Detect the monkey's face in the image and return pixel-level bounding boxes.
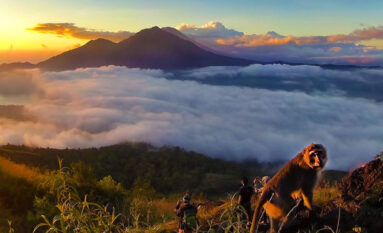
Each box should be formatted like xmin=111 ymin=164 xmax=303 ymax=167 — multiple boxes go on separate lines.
xmin=304 ymin=145 xmax=327 ymax=170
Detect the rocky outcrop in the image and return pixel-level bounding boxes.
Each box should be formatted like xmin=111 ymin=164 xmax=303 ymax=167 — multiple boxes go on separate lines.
xmin=337 ymin=158 xmax=383 ymax=233
xmin=285 ymin=158 xmax=383 ymax=233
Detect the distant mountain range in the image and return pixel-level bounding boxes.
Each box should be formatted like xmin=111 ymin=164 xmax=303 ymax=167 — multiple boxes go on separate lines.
xmin=1 ymin=26 xmax=381 ymax=72
xmin=0 ymin=62 xmax=36 ymax=71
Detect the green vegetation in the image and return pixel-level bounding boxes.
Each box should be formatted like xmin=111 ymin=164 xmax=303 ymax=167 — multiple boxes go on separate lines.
xmin=314 ymin=182 xmax=341 ymax=206
xmin=0 ymin=143 xmax=276 ymax=232
xmin=0 ymin=143 xmax=346 ymax=233
xmin=0 ymin=143 xmax=280 ymax=196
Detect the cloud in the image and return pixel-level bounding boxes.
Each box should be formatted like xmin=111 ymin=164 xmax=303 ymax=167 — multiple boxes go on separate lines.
xmin=0 ymin=65 xmax=382 ymax=169
xmin=209 ymin=41 xmax=383 ymax=65
xmin=0 ymin=70 xmax=43 ymax=97
xmin=216 ymin=26 xmax=383 ymax=47
xmin=27 ymin=23 xmax=134 ymax=42
xmin=0 ymin=105 xmax=35 ymax=122
xmin=175 ymin=64 xmax=383 ymax=101
xmin=178 ymin=22 xmax=383 ymax=65
xmin=177 ymin=21 xmax=243 ymax=39
xmin=329 ymin=47 xmax=342 ymax=53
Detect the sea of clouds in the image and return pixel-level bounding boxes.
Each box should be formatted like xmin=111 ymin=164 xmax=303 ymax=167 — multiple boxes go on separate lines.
xmin=1 ymin=65 xmax=383 ymax=169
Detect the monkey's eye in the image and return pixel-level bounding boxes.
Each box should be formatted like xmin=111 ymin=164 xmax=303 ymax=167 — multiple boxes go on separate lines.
xmin=309 ymin=151 xmax=318 ymax=157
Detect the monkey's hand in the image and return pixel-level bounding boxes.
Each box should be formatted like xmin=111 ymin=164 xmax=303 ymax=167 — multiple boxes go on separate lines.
xmin=291 ymin=193 xmax=300 ymax=201
xmin=301 ymin=194 xmax=312 ymax=210
xmin=299 ymin=187 xmax=314 ymax=210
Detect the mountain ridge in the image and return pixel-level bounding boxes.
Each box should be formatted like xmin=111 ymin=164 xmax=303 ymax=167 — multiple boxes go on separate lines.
xmin=37 ymin=26 xmax=254 ymax=71
xmin=2 ymin=26 xmax=382 ymax=72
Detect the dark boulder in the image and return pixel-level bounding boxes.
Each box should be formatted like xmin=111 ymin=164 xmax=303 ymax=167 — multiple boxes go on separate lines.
xmin=338 ymin=158 xmax=383 ymax=233
xmin=339 ymin=159 xmax=383 ymax=202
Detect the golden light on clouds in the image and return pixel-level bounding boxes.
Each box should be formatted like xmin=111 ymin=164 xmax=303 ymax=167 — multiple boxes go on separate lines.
xmin=216 ymin=26 xmax=383 ymax=47
xmin=329 ymin=47 xmax=342 ymax=53
xmin=27 ymin=23 xmax=134 ymax=42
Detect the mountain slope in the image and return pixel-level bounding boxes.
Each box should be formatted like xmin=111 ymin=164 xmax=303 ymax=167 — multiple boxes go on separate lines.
xmin=38 ymin=38 xmax=117 ymax=71
xmin=38 ymin=26 xmax=254 ymax=71
xmin=161 ymin=26 xmax=217 ymax=53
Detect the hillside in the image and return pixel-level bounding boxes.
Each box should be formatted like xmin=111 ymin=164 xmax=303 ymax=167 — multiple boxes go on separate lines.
xmin=37 ymin=26 xmax=253 ymax=71
xmin=0 ymin=143 xmax=359 ymax=233
xmin=0 ymin=143 xmax=277 ymax=233
xmin=4 ymin=144 xmax=379 ymax=233
xmin=0 ymin=143 xmax=280 ymax=195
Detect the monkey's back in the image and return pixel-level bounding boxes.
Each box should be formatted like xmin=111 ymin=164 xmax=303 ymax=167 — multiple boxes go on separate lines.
xmin=265 ymin=156 xmax=318 ymax=199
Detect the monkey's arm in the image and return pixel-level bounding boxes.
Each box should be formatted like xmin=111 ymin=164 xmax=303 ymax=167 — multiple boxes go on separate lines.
xmin=250 ymin=188 xmax=273 ymax=233
xmin=301 ymin=183 xmax=314 ymax=210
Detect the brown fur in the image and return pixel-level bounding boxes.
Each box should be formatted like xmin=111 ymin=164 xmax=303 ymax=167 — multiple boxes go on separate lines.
xmin=250 ymin=144 xmax=327 ymax=233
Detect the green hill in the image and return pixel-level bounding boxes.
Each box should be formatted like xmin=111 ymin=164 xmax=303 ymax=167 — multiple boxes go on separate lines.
xmin=0 ymin=143 xmax=281 ymax=196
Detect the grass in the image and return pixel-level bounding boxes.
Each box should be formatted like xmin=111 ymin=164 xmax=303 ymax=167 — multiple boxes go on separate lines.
xmin=0 ymin=156 xmax=42 ymax=184
xmin=32 ymin=172 xmax=342 ymax=233
xmin=314 ymin=183 xmax=341 ymax=206
xmin=0 ymin=157 xmax=347 ymax=233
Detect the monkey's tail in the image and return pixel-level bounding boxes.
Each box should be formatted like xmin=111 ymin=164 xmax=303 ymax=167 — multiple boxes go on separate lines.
xmin=250 ymin=189 xmax=274 ymax=233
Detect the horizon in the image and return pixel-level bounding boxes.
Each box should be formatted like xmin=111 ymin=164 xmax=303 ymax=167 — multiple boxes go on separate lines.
xmin=2 ymin=0 xmax=383 ymax=65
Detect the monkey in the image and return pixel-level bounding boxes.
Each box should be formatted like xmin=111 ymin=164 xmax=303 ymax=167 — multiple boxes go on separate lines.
xmin=250 ymin=144 xmax=327 ymax=233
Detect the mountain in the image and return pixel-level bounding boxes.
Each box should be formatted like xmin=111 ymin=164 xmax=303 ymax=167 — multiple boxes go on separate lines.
xmin=0 ymin=62 xmax=36 ymax=72
xmin=37 ymin=38 xmax=117 ymax=71
xmin=38 ymin=26 xmax=254 ymax=71
xmin=161 ymin=26 xmax=218 ymax=53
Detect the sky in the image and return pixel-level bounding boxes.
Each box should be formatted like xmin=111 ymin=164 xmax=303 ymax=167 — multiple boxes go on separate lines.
xmin=2 ymin=0 xmax=383 ymax=64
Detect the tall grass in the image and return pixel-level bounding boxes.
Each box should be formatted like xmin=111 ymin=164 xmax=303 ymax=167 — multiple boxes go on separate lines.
xmin=11 ymin=159 xmax=345 ymax=233
xmin=33 ymin=159 xmax=122 ymax=233
xmin=0 ymin=156 xmax=42 ymax=183
xmin=33 ymin=159 xmax=170 ymax=233
xmin=314 ymin=181 xmax=341 ymax=206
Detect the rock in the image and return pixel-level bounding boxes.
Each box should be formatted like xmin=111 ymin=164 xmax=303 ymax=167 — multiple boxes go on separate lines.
xmin=339 ymin=159 xmax=383 ymax=202
xmin=337 ymin=158 xmax=383 ymax=232
xmin=354 ymin=205 xmax=383 ymax=233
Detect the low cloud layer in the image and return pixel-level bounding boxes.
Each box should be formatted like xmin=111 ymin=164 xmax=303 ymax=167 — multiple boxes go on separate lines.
xmin=27 ymin=23 xmax=134 ymax=42
xmin=0 ymin=66 xmax=382 ymax=169
xmin=173 ymin=64 xmax=383 ymax=102
xmin=0 ymin=70 xmax=42 ymax=97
